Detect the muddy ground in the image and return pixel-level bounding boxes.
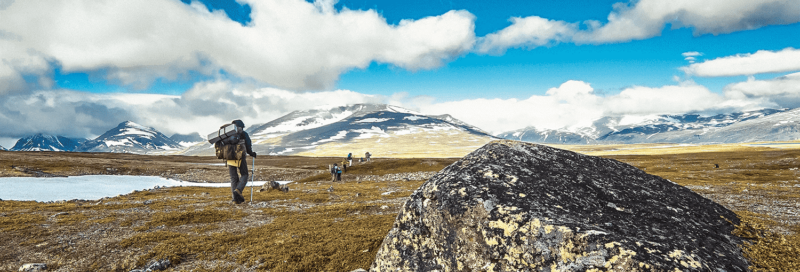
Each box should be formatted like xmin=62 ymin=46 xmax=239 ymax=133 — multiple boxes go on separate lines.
xmin=1 ymin=149 xmax=798 ymax=271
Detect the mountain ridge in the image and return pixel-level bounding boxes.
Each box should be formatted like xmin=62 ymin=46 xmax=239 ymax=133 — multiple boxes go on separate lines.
xmin=76 ymin=121 xmax=183 ymax=153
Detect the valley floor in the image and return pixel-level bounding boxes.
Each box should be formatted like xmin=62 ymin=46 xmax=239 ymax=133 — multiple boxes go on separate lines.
xmin=1 ymin=145 xmax=799 ymax=271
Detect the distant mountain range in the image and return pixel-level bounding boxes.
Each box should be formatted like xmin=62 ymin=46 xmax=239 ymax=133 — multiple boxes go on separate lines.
xmin=76 ymin=121 xmax=183 ymax=153
xmin=498 ymin=108 xmax=798 ymax=144
xmin=6 ymin=105 xmax=800 ymax=156
xmin=10 ymin=134 xmax=87 ymax=151
xmin=179 ymin=104 xmax=497 ymax=157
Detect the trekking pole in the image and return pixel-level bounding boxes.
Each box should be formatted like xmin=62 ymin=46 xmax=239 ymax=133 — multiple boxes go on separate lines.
xmin=250 ymin=157 xmax=255 ymax=203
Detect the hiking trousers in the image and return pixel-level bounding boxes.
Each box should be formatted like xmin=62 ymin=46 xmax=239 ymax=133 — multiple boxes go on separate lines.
xmin=228 ymin=157 xmax=249 ymax=200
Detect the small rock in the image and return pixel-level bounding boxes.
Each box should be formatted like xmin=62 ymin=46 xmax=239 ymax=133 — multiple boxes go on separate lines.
xmin=381 ymin=205 xmax=389 ymax=210
xmin=327 ymin=186 xmax=334 ymax=193
xmin=19 ymin=263 xmax=47 ymax=272
xmin=350 ymin=269 xmax=367 ymax=272
xmin=143 ymin=200 xmax=153 ymax=205
xmin=355 ymin=193 xmax=361 ymax=198
xmin=144 ymin=259 xmax=171 ymax=271
xmin=381 ymin=191 xmax=394 ymax=196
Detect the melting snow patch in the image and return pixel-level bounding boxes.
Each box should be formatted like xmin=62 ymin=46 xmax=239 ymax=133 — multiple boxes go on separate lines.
xmin=354 ymin=127 xmax=390 ymax=139
xmin=314 ymin=130 xmax=349 ymax=144
xmin=355 ymin=118 xmax=393 ymax=123
xmin=403 ymin=116 xmax=427 ymax=121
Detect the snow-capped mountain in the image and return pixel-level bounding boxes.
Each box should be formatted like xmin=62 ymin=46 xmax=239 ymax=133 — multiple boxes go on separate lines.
xmin=180 ymin=104 xmax=497 ymax=157
xmin=170 ymin=132 xmax=204 ymax=147
xmin=0 ymin=145 xmax=6 ymax=151
xmin=10 ymin=134 xmax=86 ymax=151
xmin=499 ymin=108 xmax=794 ymax=144
xmin=77 ymin=121 xmax=183 ymax=153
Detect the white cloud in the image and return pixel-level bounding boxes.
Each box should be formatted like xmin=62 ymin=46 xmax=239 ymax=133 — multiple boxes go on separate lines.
xmin=411 ymin=80 xmax=774 ymax=134
xmin=476 ymin=0 xmax=800 ymax=53
xmin=682 ymin=48 xmax=800 ymax=77
xmin=682 ymin=52 xmax=702 ymax=57
xmin=1 ymin=77 xmax=792 ymax=139
xmin=724 ymin=73 xmax=800 ymax=108
xmin=475 ymin=16 xmax=576 ymax=54
xmin=0 ymin=80 xmax=385 ymax=140
xmin=0 ymin=0 xmax=476 ymax=93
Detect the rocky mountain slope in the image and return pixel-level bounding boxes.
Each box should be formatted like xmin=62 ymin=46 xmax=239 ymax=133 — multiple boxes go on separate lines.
xmin=76 ymin=121 xmax=183 ymax=153
xmin=499 ymin=108 xmax=793 ymax=144
xmin=372 ymin=140 xmax=748 ymax=271
xmin=10 ymin=134 xmax=85 ymax=152
xmin=0 ymin=145 xmax=5 ymax=151
xmin=180 ymin=104 xmax=497 ymax=157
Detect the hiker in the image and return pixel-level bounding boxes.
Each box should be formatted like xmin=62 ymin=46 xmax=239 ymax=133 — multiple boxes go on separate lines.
xmin=226 ymin=120 xmax=257 ymax=204
xmin=331 ymin=164 xmax=338 ymax=182
xmin=365 ymin=151 xmax=371 ymax=162
xmin=341 ymin=158 xmax=348 ymax=172
xmin=347 ymin=153 xmax=353 ymax=166
xmin=336 ymin=163 xmax=342 ymax=181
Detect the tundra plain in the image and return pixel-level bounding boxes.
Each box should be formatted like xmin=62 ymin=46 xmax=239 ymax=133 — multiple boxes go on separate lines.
xmin=1 ymin=144 xmax=799 ymax=271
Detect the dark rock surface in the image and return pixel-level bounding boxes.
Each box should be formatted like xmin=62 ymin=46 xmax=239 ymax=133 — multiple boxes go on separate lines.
xmin=371 ymin=140 xmax=748 ymax=271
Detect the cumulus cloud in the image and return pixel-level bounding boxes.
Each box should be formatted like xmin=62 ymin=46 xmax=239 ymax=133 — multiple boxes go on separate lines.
xmin=724 ymin=72 xmax=800 ymax=108
xmin=0 ymin=76 xmax=790 ymax=144
xmin=475 ymin=16 xmax=576 ymax=54
xmin=476 ymin=0 xmax=800 ymax=53
xmin=0 ymin=80 xmax=384 ymax=142
xmin=0 ymin=0 xmax=476 ymax=93
xmin=682 ymin=48 xmax=800 ymax=77
xmin=411 ymin=80 xmax=774 ymax=134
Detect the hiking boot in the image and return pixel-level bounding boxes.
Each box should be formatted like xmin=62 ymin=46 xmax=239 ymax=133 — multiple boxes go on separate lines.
xmin=233 ymin=189 xmax=244 ymax=203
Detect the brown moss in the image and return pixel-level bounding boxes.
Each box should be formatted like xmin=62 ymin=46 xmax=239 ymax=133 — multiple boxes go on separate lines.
xmin=146 ymin=208 xmax=246 ymax=227
xmin=733 ymin=211 xmax=800 ymax=271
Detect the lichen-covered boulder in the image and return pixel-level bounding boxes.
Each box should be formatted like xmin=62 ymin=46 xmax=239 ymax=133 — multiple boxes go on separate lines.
xmin=371 ymin=140 xmax=748 ymax=271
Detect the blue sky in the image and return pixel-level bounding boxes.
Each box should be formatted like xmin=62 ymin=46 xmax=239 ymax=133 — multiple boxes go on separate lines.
xmin=48 ymin=0 xmax=800 ymax=100
xmin=1 ymin=0 xmax=800 ymax=145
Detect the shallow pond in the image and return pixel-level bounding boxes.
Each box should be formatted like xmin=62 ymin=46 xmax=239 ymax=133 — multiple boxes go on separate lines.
xmin=0 ymin=175 xmax=287 ymax=202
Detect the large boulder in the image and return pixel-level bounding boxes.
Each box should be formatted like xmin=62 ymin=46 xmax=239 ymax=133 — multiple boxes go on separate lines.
xmin=371 ymin=140 xmax=748 ymax=271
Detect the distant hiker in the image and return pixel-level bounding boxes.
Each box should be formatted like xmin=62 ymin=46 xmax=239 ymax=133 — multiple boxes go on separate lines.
xmin=221 ymin=120 xmax=257 ymax=204
xmin=331 ymin=164 xmax=338 ymax=182
xmin=365 ymin=152 xmax=371 ymax=162
xmin=347 ymin=153 xmax=353 ymax=166
xmin=336 ymin=164 xmax=342 ymax=181
xmin=341 ymin=159 xmax=348 ymax=172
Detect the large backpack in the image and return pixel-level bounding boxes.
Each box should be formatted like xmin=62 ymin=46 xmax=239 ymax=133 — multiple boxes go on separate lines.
xmin=213 ymin=124 xmax=246 ymax=160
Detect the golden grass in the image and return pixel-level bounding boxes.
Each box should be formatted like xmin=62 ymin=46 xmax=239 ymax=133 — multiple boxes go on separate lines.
xmin=294 ymin=130 xmax=494 ymax=158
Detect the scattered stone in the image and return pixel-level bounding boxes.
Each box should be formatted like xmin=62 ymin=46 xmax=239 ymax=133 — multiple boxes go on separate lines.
xmin=327 ymin=186 xmax=334 ymax=193
xmin=380 ymin=205 xmax=389 ymax=210
xmin=49 ymin=212 xmax=68 ymax=219
xmin=380 ymin=191 xmax=394 ymax=196
xmin=350 ymin=269 xmax=367 ymax=272
xmin=19 ymin=263 xmax=47 ymax=272
xmin=143 ymin=200 xmax=153 ymax=205
xmin=355 ymin=193 xmax=361 ymax=198
xmin=371 ymin=140 xmax=748 ymax=271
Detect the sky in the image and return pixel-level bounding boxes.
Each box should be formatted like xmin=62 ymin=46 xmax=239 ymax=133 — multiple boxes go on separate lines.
xmin=1 ymin=0 xmax=800 ymax=147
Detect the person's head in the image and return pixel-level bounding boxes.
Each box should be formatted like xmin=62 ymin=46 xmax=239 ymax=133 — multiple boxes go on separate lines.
xmin=232 ymin=119 xmax=245 ymax=128
xmin=334 ymin=163 xmax=337 ymax=166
